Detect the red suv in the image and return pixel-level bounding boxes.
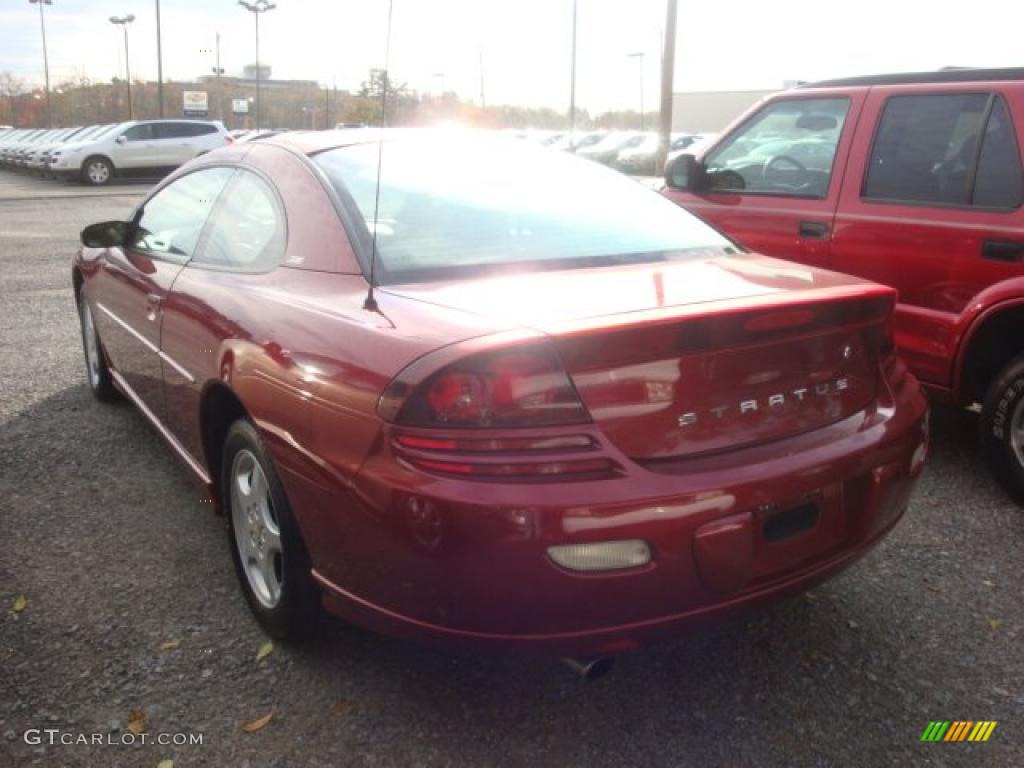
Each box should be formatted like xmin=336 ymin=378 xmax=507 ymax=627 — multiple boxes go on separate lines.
xmin=662 ymin=68 xmax=1024 ymax=502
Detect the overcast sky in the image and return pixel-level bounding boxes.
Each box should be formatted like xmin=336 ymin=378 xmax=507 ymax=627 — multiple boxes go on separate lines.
xmin=1 ymin=0 xmax=1020 ymax=113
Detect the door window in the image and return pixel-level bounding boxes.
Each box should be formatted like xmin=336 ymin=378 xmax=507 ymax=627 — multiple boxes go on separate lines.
xmin=131 ymin=168 xmax=235 ymax=261
xmin=703 ymin=98 xmax=850 ymax=198
xmin=972 ymin=98 xmax=1023 ymax=208
xmin=193 ymin=170 xmax=286 ymax=271
xmin=121 ymin=124 xmax=155 ymax=142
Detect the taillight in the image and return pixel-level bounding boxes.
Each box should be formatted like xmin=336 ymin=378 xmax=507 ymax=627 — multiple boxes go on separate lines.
xmin=393 ymin=346 xmax=590 ymax=428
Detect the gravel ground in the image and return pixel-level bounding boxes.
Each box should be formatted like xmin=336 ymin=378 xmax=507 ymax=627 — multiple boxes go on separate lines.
xmin=0 ymin=174 xmax=1022 ymax=768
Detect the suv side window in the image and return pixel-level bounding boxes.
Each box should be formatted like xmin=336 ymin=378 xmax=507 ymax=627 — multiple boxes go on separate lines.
xmin=972 ymin=98 xmax=1023 ymax=208
xmin=703 ymin=97 xmax=850 ymax=198
xmin=154 ymin=123 xmax=189 ymax=140
xmin=864 ymin=94 xmax=991 ymax=205
xmin=122 ymin=124 xmax=154 ymax=142
xmin=132 ymin=167 xmax=235 ymax=261
xmin=193 ymin=170 xmax=286 ymax=271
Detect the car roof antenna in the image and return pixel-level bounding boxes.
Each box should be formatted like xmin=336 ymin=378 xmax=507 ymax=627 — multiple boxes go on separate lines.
xmin=364 ymin=0 xmax=395 ymax=313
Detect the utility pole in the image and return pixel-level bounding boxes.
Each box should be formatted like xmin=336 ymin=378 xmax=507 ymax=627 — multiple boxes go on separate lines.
xmin=29 ymin=0 xmax=53 ymax=128
xmin=627 ymin=52 xmax=645 ymax=131
xmin=568 ymin=0 xmax=577 ymax=141
xmin=110 ymin=15 xmax=136 ymax=120
xmin=212 ymin=32 xmax=225 ymax=122
xmin=155 ymin=0 xmax=165 ymax=116
xmin=238 ymin=1 xmax=277 ymax=132
xmin=657 ymin=0 xmax=678 ymax=173
xmin=478 ymin=46 xmax=486 ymax=109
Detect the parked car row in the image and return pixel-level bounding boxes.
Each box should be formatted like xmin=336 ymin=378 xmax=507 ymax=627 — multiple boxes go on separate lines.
xmin=0 ymin=119 xmax=231 ymax=185
xmin=508 ymin=129 xmax=714 ymax=174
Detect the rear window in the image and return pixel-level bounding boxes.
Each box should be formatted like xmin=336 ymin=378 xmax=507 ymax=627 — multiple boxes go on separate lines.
xmin=313 ymin=135 xmax=734 ymax=284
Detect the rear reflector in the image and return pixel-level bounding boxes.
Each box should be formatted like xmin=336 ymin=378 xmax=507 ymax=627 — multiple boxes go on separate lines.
xmin=547 ymin=540 xmax=651 ymax=572
xmin=404 ymin=456 xmax=616 ymax=479
xmin=394 ymin=434 xmax=595 ymax=453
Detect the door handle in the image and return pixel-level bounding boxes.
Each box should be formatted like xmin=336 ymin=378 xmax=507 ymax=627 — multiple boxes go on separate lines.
xmin=798 ymin=220 xmax=829 ymax=239
xmin=981 ymin=239 xmax=1024 ymax=262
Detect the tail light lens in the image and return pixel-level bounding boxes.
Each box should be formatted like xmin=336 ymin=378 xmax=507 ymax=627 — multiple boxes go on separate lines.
xmin=394 ymin=347 xmax=590 ymax=429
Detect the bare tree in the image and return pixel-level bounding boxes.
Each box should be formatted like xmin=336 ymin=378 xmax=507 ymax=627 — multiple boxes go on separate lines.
xmin=0 ymin=72 xmax=27 ymax=126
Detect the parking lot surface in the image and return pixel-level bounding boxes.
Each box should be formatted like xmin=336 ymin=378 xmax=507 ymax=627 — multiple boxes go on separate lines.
xmin=0 ymin=172 xmax=1022 ymax=768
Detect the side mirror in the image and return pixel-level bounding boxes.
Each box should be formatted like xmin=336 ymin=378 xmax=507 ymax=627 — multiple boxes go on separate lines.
xmin=115 ymin=135 xmax=127 ymax=144
xmin=81 ymin=220 xmax=130 ymax=248
xmin=664 ymin=153 xmax=705 ymax=192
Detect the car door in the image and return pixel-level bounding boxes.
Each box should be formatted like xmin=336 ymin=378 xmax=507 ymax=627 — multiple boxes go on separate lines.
xmin=153 ymin=122 xmax=199 ymax=168
xmin=112 ymin=123 xmax=160 ymax=169
xmin=160 ymin=168 xmax=288 ymax=462
xmin=91 ymin=167 xmax=235 ymax=419
xmin=831 ymin=85 xmax=1024 ymax=388
xmin=664 ymin=92 xmax=865 ymax=266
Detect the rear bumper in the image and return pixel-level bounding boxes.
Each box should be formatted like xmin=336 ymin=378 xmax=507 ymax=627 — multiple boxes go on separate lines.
xmin=304 ymin=367 xmax=927 ymax=657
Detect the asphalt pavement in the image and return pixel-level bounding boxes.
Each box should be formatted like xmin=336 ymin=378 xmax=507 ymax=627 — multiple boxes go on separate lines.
xmin=0 ymin=171 xmax=1021 ymax=768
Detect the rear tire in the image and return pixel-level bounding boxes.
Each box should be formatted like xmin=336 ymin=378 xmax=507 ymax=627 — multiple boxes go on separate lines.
xmin=78 ymin=297 xmax=119 ymax=402
xmin=980 ymin=353 xmax=1024 ymax=505
xmin=222 ymin=419 xmax=321 ymax=640
xmin=81 ymin=156 xmax=113 ymax=186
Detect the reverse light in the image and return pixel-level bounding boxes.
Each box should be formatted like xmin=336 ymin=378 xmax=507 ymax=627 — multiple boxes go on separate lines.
xmin=547 ymin=540 xmax=651 ymax=572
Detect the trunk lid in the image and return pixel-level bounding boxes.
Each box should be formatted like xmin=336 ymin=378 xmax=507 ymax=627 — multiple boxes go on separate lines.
xmin=385 ymin=255 xmax=894 ymax=459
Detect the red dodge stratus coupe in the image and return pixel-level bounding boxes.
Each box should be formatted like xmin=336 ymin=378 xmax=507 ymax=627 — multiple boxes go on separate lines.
xmin=73 ymin=131 xmax=928 ymax=664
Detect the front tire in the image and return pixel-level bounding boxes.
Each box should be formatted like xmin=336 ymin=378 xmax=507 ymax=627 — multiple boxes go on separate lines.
xmin=223 ymin=419 xmax=321 ymax=640
xmin=980 ymin=353 xmax=1024 ymax=504
xmin=78 ymin=298 xmax=119 ymax=402
xmin=81 ymin=156 xmax=113 ymax=186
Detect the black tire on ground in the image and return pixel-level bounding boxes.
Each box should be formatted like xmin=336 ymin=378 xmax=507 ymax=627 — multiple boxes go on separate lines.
xmin=222 ymin=419 xmax=321 ymax=640
xmin=77 ymin=297 xmax=120 ymax=402
xmin=980 ymin=353 xmax=1024 ymax=505
xmin=80 ymin=155 xmax=113 ymax=186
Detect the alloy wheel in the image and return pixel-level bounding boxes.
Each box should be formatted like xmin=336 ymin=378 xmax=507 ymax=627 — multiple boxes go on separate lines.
xmin=230 ymin=449 xmax=284 ymax=609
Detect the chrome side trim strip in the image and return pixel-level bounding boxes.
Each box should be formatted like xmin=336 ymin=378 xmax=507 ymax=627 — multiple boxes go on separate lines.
xmin=109 ymin=368 xmax=212 ymax=486
xmin=96 ymin=301 xmax=158 ymax=354
xmin=159 ymin=350 xmax=196 ymax=384
xmin=96 ymin=301 xmax=195 ymax=383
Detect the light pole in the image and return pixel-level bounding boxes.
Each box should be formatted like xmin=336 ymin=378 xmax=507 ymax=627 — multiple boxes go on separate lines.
xmin=110 ymin=15 xmax=136 ymax=120
xmin=238 ymin=0 xmax=277 ymax=132
xmin=568 ymin=0 xmax=577 ymax=142
xmin=212 ymin=32 xmax=225 ymax=122
xmin=627 ymin=51 xmax=645 ymax=131
xmin=432 ymin=72 xmax=446 ymax=98
xmin=155 ymin=0 xmax=164 ymax=117
xmin=29 ymin=0 xmax=53 ymax=128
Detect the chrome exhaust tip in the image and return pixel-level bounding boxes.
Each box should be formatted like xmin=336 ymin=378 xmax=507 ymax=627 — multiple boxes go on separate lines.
xmin=561 ymin=656 xmax=616 ymax=680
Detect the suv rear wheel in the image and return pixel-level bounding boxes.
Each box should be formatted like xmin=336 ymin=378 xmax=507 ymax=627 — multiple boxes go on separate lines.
xmin=980 ymin=353 xmax=1024 ymax=504
xmin=81 ymin=156 xmax=113 ymax=186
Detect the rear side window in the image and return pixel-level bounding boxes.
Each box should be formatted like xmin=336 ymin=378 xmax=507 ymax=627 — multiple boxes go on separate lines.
xmin=193 ymin=170 xmax=286 ymax=271
xmin=973 ymin=98 xmax=1023 ymax=208
xmin=863 ymin=93 xmax=1022 ymax=208
xmin=157 ymin=122 xmax=217 ymax=138
xmin=132 ymin=167 xmax=235 ymax=261
xmin=703 ymin=97 xmax=851 ymax=198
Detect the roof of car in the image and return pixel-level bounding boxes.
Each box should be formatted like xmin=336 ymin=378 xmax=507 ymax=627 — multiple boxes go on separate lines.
xmin=258 ymin=128 xmax=381 ymax=156
xmin=801 ymin=67 xmax=1024 ymax=89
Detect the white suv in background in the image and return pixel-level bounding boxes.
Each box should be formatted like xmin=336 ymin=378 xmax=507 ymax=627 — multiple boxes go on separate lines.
xmin=49 ymin=119 xmax=231 ymax=185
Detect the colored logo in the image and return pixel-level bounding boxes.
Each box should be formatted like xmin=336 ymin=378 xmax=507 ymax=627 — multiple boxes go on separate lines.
xmin=921 ymin=721 xmax=997 ymax=742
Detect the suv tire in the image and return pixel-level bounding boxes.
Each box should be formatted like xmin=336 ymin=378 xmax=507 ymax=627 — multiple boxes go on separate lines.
xmin=81 ymin=156 xmax=113 ymax=186
xmin=980 ymin=353 xmax=1024 ymax=505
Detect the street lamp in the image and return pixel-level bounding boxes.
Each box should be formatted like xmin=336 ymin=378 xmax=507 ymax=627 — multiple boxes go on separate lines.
xmin=28 ymin=0 xmax=53 ymax=128
xmin=627 ymin=51 xmax=645 ymax=132
xmin=238 ymin=0 xmax=277 ymax=132
xmin=155 ymin=0 xmax=165 ymax=117
xmin=110 ymin=14 xmax=136 ymax=120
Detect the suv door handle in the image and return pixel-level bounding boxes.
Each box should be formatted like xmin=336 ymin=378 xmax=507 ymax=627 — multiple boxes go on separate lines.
xmin=798 ymin=220 xmax=829 ymax=239
xmin=981 ymin=239 xmax=1024 ymax=262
